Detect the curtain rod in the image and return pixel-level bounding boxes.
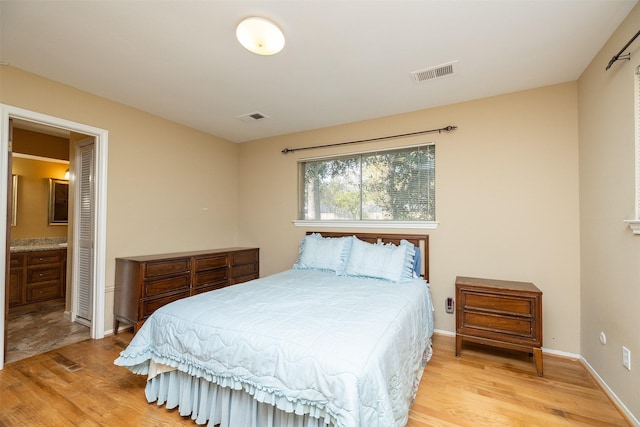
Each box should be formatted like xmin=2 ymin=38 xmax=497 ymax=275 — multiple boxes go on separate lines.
xmin=606 ymin=29 xmax=640 ymax=71
xmin=281 ymin=125 xmax=457 ymax=154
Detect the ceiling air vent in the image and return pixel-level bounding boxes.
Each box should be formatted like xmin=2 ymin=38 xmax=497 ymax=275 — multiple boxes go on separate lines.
xmin=411 ymin=61 xmax=458 ymax=83
xmin=236 ymin=111 xmax=270 ymax=123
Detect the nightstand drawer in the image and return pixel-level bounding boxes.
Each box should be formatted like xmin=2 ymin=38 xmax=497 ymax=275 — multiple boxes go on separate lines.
xmin=464 ymin=293 xmax=533 ymax=316
xmin=462 ymin=311 xmax=533 ymax=337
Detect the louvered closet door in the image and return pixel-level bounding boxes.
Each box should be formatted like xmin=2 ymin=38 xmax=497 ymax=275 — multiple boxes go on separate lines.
xmin=75 ymin=139 xmax=95 ymax=322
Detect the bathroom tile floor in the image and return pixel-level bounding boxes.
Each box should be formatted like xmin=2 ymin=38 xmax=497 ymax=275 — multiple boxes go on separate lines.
xmin=5 ymin=300 xmax=90 ymax=364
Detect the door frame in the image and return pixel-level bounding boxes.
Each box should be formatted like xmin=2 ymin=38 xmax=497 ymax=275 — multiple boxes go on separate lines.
xmin=0 ymin=104 xmax=109 ymax=370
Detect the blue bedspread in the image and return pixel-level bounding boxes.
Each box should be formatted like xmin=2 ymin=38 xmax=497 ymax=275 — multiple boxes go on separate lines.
xmin=115 ymin=269 xmax=434 ymax=427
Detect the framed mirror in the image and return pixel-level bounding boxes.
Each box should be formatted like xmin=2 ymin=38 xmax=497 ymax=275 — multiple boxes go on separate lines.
xmin=11 ymin=174 xmax=17 ymax=227
xmin=49 ymin=178 xmax=69 ymax=225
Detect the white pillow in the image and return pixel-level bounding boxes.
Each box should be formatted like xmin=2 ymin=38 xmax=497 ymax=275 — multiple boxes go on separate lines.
xmin=345 ymin=238 xmax=415 ymax=282
xmin=293 ymin=234 xmax=353 ymax=275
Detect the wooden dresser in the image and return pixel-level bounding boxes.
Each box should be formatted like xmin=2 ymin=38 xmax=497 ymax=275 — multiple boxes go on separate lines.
xmin=9 ymin=249 xmax=67 ymax=308
xmin=455 ymin=276 xmax=543 ymax=375
xmin=114 ymin=247 xmax=259 ymax=333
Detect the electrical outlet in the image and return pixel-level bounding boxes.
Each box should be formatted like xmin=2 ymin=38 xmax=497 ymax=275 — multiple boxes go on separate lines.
xmin=623 ymin=346 xmax=631 ymax=371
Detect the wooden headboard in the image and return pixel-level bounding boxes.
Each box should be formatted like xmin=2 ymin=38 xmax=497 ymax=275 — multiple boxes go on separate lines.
xmin=307 ymin=232 xmax=430 ymax=282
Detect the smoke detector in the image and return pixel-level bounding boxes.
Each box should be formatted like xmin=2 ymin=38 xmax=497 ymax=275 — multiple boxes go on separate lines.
xmin=411 ymin=61 xmax=458 ymax=83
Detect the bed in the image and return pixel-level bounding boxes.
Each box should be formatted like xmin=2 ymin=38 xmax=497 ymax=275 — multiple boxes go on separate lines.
xmin=115 ymin=232 xmax=434 ymax=427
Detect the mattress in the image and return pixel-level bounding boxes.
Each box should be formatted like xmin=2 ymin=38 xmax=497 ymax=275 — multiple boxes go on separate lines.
xmin=115 ymin=268 xmax=434 ymax=427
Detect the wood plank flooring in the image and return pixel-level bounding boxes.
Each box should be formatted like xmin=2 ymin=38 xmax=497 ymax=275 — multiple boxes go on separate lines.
xmin=408 ymin=334 xmax=629 ymax=426
xmin=0 ymin=332 xmax=630 ymax=426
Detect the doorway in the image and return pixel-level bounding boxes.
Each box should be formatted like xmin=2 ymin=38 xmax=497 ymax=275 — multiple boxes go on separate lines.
xmin=0 ymin=104 xmax=108 ymax=370
xmin=6 ymin=122 xmax=86 ymax=363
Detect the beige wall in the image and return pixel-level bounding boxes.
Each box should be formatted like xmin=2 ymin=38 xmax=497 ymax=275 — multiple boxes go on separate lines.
xmin=238 ymin=82 xmax=581 ymax=353
xmin=13 ymin=128 xmax=70 ymax=161
xmin=578 ymin=2 xmax=640 ymax=419
xmin=11 ymin=127 xmax=70 ymax=240
xmin=11 ymin=157 xmax=68 ymax=239
xmin=0 ymin=66 xmax=240 ymax=332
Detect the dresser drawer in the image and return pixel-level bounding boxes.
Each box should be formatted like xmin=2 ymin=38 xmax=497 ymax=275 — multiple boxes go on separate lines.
xmin=232 ymin=250 xmax=258 ymax=265
xmin=27 ymin=250 xmax=64 ymax=265
xmin=145 ymin=258 xmax=190 ymax=278
xmin=27 ymin=266 xmax=61 ymax=284
xmin=194 ymin=268 xmax=228 ymax=288
xmin=141 ymin=291 xmax=190 ymax=319
xmin=194 ymin=255 xmax=228 ymax=272
xmin=232 ymin=262 xmax=258 ymax=278
xmin=144 ymin=275 xmax=190 ymax=297
xmin=464 ymin=292 xmax=533 ymax=316
xmin=193 ymin=282 xmax=228 ymax=295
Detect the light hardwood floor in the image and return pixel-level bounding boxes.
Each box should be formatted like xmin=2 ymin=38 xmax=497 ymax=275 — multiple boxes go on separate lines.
xmin=0 ymin=332 xmax=630 ymax=426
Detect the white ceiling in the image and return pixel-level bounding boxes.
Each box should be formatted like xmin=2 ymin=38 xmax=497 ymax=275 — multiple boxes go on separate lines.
xmin=1 ymin=1 xmax=637 ymax=143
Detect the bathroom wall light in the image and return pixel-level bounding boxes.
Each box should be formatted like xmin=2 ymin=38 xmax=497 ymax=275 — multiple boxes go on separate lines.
xmin=64 ymin=169 xmax=70 ymax=180
xmin=236 ymin=17 xmax=285 ymax=55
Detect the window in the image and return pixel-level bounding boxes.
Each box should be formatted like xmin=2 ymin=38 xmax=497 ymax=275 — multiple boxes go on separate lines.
xmin=297 ymin=144 xmax=436 ymax=227
xmin=636 ymin=65 xmax=640 ymax=218
xmin=626 ymin=65 xmax=640 ymax=234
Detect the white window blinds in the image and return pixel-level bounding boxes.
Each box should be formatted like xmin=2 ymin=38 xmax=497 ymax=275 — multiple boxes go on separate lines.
xmin=299 ymin=144 xmax=436 ymax=221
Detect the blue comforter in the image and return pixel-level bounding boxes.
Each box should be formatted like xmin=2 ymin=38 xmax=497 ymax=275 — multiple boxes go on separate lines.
xmin=115 ymin=269 xmax=433 ymax=427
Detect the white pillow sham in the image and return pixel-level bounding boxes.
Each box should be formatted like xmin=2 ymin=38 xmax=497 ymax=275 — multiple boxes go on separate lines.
xmin=345 ymin=237 xmax=416 ymax=282
xmin=293 ymin=233 xmax=353 ymax=275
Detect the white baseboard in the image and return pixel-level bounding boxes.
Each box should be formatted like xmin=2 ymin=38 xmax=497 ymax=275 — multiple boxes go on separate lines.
xmin=580 ymin=357 xmax=640 ymax=426
xmin=434 ymin=329 xmax=638 ymax=425
xmin=104 ymin=323 xmax=133 ymax=337
xmin=541 ymin=346 xmax=580 ymax=359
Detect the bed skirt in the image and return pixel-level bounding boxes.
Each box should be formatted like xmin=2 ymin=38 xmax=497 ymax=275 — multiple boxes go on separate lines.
xmin=144 ymin=340 xmax=433 ymax=427
xmin=146 ymin=368 xmax=334 ymax=427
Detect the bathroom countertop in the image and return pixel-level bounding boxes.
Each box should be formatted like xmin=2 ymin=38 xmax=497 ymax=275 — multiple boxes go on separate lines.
xmin=9 ymin=238 xmax=67 ymax=253
xmin=10 ymin=243 xmax=67 ymax=253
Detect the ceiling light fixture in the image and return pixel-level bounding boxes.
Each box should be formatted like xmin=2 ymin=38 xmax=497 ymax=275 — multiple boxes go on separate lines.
xmin=236 ymin=17 xmax=285 ymax=56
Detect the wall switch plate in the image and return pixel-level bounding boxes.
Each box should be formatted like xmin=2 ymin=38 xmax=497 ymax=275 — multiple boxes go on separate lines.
xmin=445 ymin=297 xmax=454 ymax=314
xmin=623 ymin=346 xmax=631 ymax=370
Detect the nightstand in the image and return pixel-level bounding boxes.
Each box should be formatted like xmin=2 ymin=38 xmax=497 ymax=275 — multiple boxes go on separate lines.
xmin=455 ymin=276 xmax=543 ymax=376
